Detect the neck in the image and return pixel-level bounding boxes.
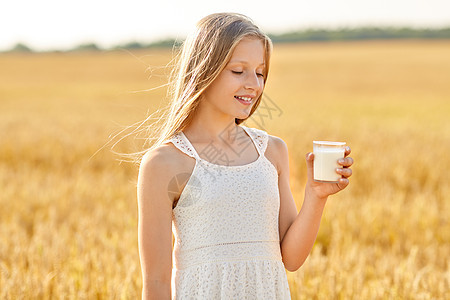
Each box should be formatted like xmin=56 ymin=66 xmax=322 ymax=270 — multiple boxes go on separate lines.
xmin=183 ymin=103 xmax=242 ymax=144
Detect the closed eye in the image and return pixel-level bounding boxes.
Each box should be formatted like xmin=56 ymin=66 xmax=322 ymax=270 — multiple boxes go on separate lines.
xmin=232 ymin=70 xmax=264 ymax=78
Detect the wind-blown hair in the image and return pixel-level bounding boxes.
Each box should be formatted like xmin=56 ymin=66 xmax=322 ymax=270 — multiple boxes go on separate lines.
xmin=112 ymin=12 xmax=272 ymax=165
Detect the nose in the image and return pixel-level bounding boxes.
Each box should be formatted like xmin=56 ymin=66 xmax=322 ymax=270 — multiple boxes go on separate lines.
xmin=244 ymin=72 xmax=263 ymax=91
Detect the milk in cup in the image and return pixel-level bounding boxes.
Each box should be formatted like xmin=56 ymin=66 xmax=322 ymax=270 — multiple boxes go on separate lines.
xmin=313 ymin=141 xmax=346 ymax=182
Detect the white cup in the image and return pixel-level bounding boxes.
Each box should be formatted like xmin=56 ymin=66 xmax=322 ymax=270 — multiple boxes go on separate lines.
xmin=313 ymin=141 xmax=346 ymax=182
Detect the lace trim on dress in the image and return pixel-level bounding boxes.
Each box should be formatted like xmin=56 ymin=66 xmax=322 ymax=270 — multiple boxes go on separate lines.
xmin=166 ymin=126 xmax=268 ymax=162
xmin=173 ymin=240 xmax=282 ymax=270
xmin=165 ymin=132 xmax=199 ymax=159
xmin=243 ymin=125 xmax=268 ymax=155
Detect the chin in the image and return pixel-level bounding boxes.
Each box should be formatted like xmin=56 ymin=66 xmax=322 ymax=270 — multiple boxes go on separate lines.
xmin=235 ymin=112 xmax=251 ymax=120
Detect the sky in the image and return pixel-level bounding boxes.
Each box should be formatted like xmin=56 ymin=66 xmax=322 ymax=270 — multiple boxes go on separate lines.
xmin=2 ymin=0 xmax=450 ymax=51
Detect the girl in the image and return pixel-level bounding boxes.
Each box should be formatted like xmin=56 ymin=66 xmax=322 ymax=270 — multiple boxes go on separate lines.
xmin=137 ymin=12 xmax=353 ymax=299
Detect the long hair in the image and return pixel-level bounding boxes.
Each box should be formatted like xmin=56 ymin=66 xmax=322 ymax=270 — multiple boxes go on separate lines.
xmin=113 ymin=13 xmax=272 ymax=165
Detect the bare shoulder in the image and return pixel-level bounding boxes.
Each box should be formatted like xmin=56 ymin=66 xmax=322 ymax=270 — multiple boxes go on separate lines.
xmin=138 ymin=144 xmax=178 ymax=191
xmin=267 ymin=134 xmax=288 ymax=151
xmin=138 ymin=142 xmax=196 ymax=205
xmin=140 ymin=142 xmax=186 ymax=172
xmin=139 ymin=141 xmax=196 ymax=180
xmin=265 ymin=134 xmax=289 ymax=175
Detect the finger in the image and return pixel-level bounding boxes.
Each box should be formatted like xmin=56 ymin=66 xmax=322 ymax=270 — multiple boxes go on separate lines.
xmin=305 ymin=152 xmax=314 ymax=180
xmin=338 ymin=177 xmax=350 ymax=188
xmin=336 ymin=167 xmax=352 ymax=178
xmin=338 ymin=157 xmax=354 ymax=167
xmin=344 ymin=146 xmax=351 ymax=157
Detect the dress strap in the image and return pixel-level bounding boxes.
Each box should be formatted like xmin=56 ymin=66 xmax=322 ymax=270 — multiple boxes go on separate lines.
xmin=164 ymin=132 xmax=200 ymax=160
xmin=164 ymin=126 xmax=268 ymax=159
xmin=241 ymin=125 xmax=269 ymax=155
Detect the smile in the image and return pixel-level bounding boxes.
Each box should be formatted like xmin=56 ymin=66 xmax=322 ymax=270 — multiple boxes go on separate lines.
xmin=235 ymin=96 xmax=253 ymax=105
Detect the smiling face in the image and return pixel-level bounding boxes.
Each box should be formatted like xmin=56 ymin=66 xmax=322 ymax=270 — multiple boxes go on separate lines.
xmin=200 ymin=36 xmax=266 ymax=120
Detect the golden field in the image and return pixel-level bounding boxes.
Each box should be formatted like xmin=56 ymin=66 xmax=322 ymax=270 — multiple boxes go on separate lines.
xmin=0 ymin=40 xmax=449 ymax=299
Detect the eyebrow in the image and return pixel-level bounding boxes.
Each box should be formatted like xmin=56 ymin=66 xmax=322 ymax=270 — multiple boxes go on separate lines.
xmin=228 ymin=60 xmax=265 ymax=66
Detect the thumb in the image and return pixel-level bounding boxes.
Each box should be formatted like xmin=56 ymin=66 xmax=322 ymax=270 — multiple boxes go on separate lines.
xmin=305 ymin=152 xmax=314 ymax=180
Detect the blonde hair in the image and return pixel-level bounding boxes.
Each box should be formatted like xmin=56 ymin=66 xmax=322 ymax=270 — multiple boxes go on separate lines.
xmin=113 ymin=12 xmax=272 ymax=165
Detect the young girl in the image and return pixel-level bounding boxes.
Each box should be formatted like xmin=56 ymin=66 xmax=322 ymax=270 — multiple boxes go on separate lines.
xmin=137 ymin=13 xmax=353 ymax=299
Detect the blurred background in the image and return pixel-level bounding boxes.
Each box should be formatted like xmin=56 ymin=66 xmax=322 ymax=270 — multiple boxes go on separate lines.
xmin=1 ymin=1 xmax=449 ymax=299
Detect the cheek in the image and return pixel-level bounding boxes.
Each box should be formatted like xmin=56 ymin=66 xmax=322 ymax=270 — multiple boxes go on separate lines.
xmin=217 ymin=76 xmax=242 ymax=95
xmin=205 ymin=76 xmax=227 ymax=95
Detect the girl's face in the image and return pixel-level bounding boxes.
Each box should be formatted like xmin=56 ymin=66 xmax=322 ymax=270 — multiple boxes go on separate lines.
xmin=201 ymin=37 xmax=266 ymax=120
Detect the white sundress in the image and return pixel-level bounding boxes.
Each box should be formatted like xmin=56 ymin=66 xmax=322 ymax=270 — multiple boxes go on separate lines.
xmin=164 ymin=125 xmax=291 ymax=299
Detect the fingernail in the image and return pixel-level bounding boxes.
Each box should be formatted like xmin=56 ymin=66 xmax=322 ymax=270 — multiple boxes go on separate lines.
xmin=338 ymin=159 xmax=344 ymax=163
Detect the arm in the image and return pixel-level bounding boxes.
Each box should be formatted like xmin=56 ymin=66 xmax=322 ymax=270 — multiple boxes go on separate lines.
xmin=137 ymin=149 xmax=175 ymax=299
xmin=275 ymin=138 xmax=353 ymax=272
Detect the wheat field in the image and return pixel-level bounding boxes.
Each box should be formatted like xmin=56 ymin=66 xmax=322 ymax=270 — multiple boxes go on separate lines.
xmin=0 ymin=40 xmax=449 ymax=299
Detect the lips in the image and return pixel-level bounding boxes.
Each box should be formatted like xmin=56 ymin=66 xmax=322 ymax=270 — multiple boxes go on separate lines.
xmin=235 ymin=95 xmax=253 ymax=105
